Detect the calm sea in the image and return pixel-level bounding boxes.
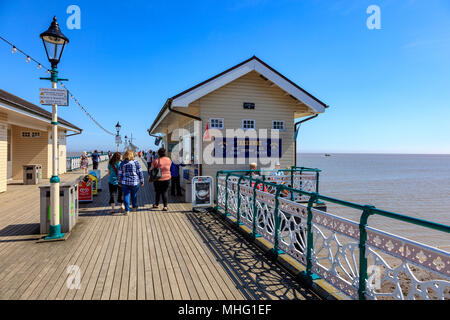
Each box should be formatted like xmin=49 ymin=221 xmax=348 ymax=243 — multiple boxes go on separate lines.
xmin=298 ymin=153 xmax=450 ymax=249
xmin=67 ymin=151 xmax=449 ymax=248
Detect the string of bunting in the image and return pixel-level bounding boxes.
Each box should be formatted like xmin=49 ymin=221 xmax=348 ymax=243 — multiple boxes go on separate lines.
xmin=0 ymin=34 xmax=115 ymax=136
xmin=59 ymin=82 xmax=115 ymax=136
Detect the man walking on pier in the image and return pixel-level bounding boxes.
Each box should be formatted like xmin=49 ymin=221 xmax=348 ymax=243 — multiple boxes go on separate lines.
xmin=92 ymin=150 xmax=99 ymax=170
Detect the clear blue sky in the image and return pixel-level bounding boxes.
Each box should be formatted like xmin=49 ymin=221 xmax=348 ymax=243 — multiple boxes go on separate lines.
xmin=0 ymin=0 xmax=449 ymax=153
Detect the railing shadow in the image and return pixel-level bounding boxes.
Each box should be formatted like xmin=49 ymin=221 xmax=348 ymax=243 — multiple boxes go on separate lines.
xmin=0 ymin=223 xmax=40 ymax=236
xmin=185 ymin=210 xmax=319 ymax=300
xmin=0 ymin=223 xmax=41 ymax=242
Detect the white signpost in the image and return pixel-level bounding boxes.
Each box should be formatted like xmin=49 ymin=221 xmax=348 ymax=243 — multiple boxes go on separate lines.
xmin=39 ymin=88 xmax=69 ymax=106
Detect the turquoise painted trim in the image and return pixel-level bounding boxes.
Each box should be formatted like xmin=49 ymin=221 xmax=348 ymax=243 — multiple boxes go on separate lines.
xmin=251 ymin=177 xmax=258 ymax=239
xmin=306 ymin=193 xmax=318 ymax=280
xmin=272 ymin=186 xmax=282 ymax=257
xmin=215 ymin=171 xmax=220 ymax=212
xmin=51 ymin=121 xmax=59 ymax=125
xmin=224 ymin=173 xmax=231 ymax=217
xmin=300 ymin=271 xmax=321 ymax=280
xmin=50 ymin=175 xmax=60 ymax=183
xmin=45 ymin=224 xmax=64 ymax=240
xmin=236 ymin=176 xmax=244 ymax=226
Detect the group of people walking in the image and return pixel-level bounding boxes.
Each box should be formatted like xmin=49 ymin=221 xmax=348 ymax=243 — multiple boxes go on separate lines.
xmin=104 ymin=147 xmax=182 ymax=215
xmin=80 ymin=150 xmax=100 ymax=174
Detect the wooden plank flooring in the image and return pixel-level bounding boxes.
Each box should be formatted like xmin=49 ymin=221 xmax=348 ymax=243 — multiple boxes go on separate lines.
xmin=0 ymin=160 xmax=319 ymax=300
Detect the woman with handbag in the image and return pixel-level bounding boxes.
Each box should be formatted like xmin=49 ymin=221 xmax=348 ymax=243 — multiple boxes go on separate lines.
xmin=149 ymin=148 xmax=172 ymax=211
xmin=107 ymin=152 xmax=124 ymax=213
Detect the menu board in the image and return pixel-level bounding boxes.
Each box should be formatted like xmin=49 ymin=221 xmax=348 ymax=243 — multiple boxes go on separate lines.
xmin=192 ymin=176 xmax=214 ymax=208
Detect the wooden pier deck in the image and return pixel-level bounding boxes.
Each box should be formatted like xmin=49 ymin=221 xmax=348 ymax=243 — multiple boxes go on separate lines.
xmin=0 ymin=160 xmax=319 ymax=300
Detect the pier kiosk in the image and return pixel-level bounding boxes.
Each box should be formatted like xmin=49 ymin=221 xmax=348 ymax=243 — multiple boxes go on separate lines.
xmin=147 ymin=56 xmax=328 ymax=192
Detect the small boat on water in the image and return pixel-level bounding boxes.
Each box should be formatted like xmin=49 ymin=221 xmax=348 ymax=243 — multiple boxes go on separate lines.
xmin=324 ymin=154 xmax=331 ymax=157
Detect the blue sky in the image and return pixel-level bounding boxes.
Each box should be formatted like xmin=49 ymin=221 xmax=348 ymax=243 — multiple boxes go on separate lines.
xmin=0 ymin=0 xmax=449 ymax=153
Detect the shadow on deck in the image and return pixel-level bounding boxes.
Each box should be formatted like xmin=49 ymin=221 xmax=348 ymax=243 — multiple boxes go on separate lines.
xmin=185 ymin=210 xmax=319 ymax=300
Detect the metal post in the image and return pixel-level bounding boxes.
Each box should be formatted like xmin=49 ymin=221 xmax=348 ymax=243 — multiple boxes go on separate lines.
xmin=251 ymin=177 xmax=258 ymax=239
xmin=224 ymin=173 xmax=231 ymax=216
xmin=236 ymin=176 xmax=244 ymax=226
xmin=290 ymin=169 xmax=294 ymax=201
xmin=46 ymin=67 xmax=64 ymax=240
xmin=271 ymin=185 xmax=282 ymax=257
xmin=305 ymin=192 xmax=319 ymax=280
xmin=215 ymin=171 xmax=220 ymax=212
xmin=316 ymin=171 xmax=320 ymax=194
xmin=358 ymin=205 xmax=375 ymax=300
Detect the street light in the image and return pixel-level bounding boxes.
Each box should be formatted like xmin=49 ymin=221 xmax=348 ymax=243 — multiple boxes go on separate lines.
xmin=40 ymin=16 xmax=69 ymax=69
xmin=124 ymin=135 xmax=128 ymax=150
xmin=40 ymin=16 xmax=69 ymax=240
xmin=115 ymin=122 xmax=121 ymax=152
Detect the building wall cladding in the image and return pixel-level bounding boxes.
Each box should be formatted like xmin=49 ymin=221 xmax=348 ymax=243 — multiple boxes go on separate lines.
xmin=47 ymin=131 xmax=67 ymax=176
xmin=11 ymin=125 xmax=49 ymax=180
xmin=197 ymin=71 xmax=309 ymax=179
xmin=0 ymin=114 xmax=7 ymax=192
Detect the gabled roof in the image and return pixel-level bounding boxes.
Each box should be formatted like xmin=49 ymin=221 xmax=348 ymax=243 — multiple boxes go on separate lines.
xmin=0 ymin=89 xmax=82 ymax=132
xmin=149 ymin=56 xmax=328 ymax=134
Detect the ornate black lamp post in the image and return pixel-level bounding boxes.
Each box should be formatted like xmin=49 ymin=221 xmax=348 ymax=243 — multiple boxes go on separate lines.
xmin=40 ymin=16 xmax=69 ymax=240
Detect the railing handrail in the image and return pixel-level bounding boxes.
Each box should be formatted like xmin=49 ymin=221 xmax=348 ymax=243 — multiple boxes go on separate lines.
xmin=216 ymin=170 xmax=450 ymax=300
xmin=217 ymin=171 xmax=450 ymax=234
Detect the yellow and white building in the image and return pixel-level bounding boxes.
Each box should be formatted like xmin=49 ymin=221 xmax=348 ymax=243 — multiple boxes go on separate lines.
xmin=0 ymin=89 xmax=82 ymax=193
xmin=148 ymin=56 xmax=328 ymax=181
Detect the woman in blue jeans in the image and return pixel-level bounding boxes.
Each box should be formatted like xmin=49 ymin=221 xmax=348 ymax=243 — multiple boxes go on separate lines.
xmin=117 ymin=150 xmax=144 ymax=215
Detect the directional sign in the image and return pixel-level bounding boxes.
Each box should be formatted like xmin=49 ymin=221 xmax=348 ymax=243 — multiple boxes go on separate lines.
xmin=39 ymin=88 xmax=69 ymax=106
xmin=115 ymin=135 xmax=122 ymax=144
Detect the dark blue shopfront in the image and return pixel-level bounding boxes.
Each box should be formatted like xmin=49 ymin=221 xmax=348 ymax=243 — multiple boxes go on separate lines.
xmin=213 ymin=138 xmax=282 ymax=159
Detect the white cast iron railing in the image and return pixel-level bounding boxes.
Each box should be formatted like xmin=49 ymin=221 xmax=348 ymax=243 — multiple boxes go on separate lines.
xmin=215 ymin=171 xmax=450 ymax=300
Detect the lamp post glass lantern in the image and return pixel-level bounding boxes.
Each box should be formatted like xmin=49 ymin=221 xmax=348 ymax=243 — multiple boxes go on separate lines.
xmin=115 ymin=122 xmax=121 ymax=152
xmin=40 ymin=16 xmax=69 ymax=69
xmin=40 ymin=16 xmax=69 ymax=240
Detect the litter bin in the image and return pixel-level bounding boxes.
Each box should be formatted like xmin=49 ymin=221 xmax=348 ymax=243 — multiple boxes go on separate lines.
xmin=23 ymin=164 xmax=42 ymax=185
xmin=39 ymin=178 xmax=80 ymax=234
xmin=89 ymin=173 xmax=98 ymax=196
xmin=89 ymin=170 xmax=102 ymax=191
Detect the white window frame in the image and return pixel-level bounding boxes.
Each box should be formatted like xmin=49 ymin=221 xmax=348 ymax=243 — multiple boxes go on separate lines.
xmin=272 ymin=120 xmax=285 ymax=131
xmin=21 ymin=131 xmax=31 ymax=138
xmin=32 ymin=131 xmax=41 ymax=138
xmin=242 ymin=119 xmax=256 ymax=130
xmin=209 ymin=118 xmax=224 ymax=129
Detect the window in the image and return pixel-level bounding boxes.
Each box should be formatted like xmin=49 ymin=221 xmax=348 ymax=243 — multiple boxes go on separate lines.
xmin=272 ymin=120 xmax=285 ymax=131
xmin=32 ymin=132 xmax=41 ymax=138
xmin=210 ymin=118 xmax=224 ymax=129
xmin=21 ymin=131 xmax=31 ymax=138
xmin=242 ymin=119 xmax=255 ymax=130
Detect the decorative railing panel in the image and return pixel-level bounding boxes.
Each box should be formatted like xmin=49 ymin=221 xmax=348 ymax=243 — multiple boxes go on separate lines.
xmin=216 ymin=170 xmax=450 ymax=300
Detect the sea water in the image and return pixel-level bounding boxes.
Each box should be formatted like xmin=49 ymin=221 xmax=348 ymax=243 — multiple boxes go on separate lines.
xmin=298 ymin=153 xmax=450 ymax=249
